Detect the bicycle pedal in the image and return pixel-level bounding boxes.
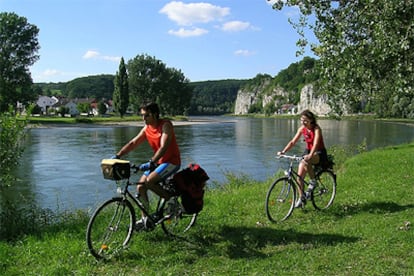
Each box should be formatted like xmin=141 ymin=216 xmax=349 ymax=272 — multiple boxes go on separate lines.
xmin=135 ymin=220 xmax=146 ymax=232
xmin=150 ymin=212 xmax=161 ymax=222
xmin=144 ymin=219 xmax=155 ymax=230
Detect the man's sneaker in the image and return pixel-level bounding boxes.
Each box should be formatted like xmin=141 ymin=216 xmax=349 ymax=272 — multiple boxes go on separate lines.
xmin=294 ymin=197 xmax=306 ymax=208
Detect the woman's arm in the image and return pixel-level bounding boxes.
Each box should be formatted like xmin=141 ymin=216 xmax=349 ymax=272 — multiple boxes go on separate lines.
xmin=278 ymin=126 xmax=303 ymax=154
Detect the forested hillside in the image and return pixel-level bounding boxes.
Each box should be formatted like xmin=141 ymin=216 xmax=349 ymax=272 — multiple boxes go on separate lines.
xmin=189 ymin=79 xmax=247 ymax=114
xmin=34 ymin=77 xmax=248 ymax=115
xmin=35 ymin=75 xmax=114 ymax=99
xmin=33 ymin=57 xmax=315 ymax=116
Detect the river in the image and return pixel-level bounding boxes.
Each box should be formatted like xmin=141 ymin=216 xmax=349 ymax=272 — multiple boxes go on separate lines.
xmin=5 ymin=116 xmax=414 ymax=212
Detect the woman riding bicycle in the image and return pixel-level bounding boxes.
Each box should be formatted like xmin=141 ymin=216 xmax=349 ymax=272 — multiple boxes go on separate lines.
xmin=277 ymin=109 xmax=328 ymax=208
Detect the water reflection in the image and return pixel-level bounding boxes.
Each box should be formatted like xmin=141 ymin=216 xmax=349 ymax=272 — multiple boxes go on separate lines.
xmin=5 ymin=117 xmax=414 ymax=212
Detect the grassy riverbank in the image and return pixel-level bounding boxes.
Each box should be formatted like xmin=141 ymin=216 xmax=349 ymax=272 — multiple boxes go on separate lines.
xmin=1 ymin=142 xmax=413 ymax=274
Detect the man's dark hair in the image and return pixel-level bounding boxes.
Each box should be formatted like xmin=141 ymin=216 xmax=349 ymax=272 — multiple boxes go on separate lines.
xmin=141 ymin=102 xmax=160 ymax=119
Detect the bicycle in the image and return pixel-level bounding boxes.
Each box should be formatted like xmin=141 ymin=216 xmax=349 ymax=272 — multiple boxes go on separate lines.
xmin=265 ymin=154 xmax=337 ymax=222
xmin=86 ymin=159 xmax=198 ymax=260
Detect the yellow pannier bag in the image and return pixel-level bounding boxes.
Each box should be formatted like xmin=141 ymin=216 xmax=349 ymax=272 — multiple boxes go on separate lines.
xmin=101 ymin=159 xmax=130 ymax=180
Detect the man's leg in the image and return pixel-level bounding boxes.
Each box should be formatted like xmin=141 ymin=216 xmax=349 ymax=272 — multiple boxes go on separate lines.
xmin=144 ymin=172 xmax=171 ymax=199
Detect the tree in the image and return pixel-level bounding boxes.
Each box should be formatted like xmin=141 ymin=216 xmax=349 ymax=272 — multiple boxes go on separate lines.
xmin=98 ymin=101 xmax=107 ymax=115
xmin=271 ymin=0 xmax=414 ymax=117
xmin=127 ymin=54 xmax=192 ymax=115
xmin=0 ymin=12 xmax=40 ymax=112
xmin=0 ymin=108 xmax=27 ymax=186
xmin=77 ymin=102 xmax=90 ymax=114
xmin=189 ymin=79 xmax=247 ymax=115
xmin=58 ymin=106 xmax=69 ymax=117
xmin=113 ymin=57 xmax=129 ymax=117
xmin=161 ymin=67 xmax=192 ymax=116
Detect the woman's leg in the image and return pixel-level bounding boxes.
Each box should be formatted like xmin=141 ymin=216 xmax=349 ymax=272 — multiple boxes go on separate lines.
xmin=307 ymin=154 xmax=320 ymax=180
xmin=297 ymin=161 xmax=306 ymax=198
xmin=297 ymin=154 xmax=320 ymax=203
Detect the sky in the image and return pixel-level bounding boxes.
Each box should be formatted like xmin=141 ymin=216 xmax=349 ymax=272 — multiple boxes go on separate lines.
xmin=0 ymin=0 xmax=315 ymax=83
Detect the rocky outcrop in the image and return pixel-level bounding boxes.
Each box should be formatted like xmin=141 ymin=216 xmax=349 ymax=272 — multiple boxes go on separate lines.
xmin=296 ymin=84 xmax=331 ymax=115
xmin=234 ymin=78 xmax=271 ymax=115
xmin=234 ymin=90 xmax=257 ymax=115
xmin=234 ymin=83 xmax=332 ymax=116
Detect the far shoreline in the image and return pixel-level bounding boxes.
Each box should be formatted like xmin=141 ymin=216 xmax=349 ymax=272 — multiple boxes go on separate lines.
xmin=25 ymin=114 xmax=414 ymax=129
xmin=27 ymin=116 xmax=235 ymax=128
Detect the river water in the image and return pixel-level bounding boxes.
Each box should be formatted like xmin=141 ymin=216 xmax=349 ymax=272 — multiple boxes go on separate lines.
xmin=5 ymin=116 xmax=414 ymax=212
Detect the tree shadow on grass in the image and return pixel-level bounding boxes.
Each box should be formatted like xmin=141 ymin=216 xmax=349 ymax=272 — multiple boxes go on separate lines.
xmin=120 ymin=225 xmax=359 ymax=261
xmin=179 ymin=225 xmax=360 ymax=260
xmin=331 ymin=201 xmax=414 ymax=217
xmin=213 ymin=225 xmax=359 ymax=259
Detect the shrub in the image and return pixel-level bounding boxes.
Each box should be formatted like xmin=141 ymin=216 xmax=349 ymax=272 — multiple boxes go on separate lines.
xmin=0 ymin=110 xmax=27 ymax=186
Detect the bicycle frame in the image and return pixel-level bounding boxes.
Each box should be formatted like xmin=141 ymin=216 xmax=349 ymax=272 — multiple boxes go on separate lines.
xmin=279 ymin=155 xmax=309 ymax=194
xmin=265 ymin=153 xmax=337 ymax=222
xmin=86 ymin=161 xmax=199 ymax=260
xmin=115 ymin=176 xmax=172 ymax=226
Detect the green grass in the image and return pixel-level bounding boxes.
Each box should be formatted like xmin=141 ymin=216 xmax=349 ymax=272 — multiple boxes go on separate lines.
xmin=1 ymin=143 xmax=413 ymax=274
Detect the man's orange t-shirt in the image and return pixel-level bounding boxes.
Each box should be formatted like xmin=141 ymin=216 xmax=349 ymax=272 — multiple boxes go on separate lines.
xmin=145 ymin=119 xmax=181 ymax=165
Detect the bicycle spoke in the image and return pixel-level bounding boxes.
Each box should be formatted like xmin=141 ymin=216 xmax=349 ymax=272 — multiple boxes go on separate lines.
xmin=266 ymin=177 xmax=295 ymax=222
xmin=161 ymin=196 xmax=197 ymax=236
xmin=86 ymin=198 xmax=135 ymax=260
xmin=311 ymin=170 xmax=337 ymax=210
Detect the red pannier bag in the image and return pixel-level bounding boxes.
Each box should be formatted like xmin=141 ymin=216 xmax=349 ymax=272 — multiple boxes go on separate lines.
xmin=172 ymin=163 xmax=209 ymax=214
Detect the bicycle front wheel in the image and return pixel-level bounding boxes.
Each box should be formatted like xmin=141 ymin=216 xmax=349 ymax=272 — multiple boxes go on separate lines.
xmin=265 ymin=177 xmax=296 ymax=222
xmin=311 ymin=169 xmax=337 ymax=210
xmin=161 ymin=196 xmax=198 ymax=237
xmin=86 ymin=197 xmax=135 ymax=260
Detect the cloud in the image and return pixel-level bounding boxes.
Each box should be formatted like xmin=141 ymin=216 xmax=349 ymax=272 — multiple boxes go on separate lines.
xmin=43 ymin=69 xmax=62 ymax=77
xmin=34 ymin=69 xmax=72 ymax=82
xmin=101 ymin=55 xmax=121 ymax=62
xmin=168 ymin=27 xmax=209 ymax=37
xmin=265 ymin=0 xmax=301 ymax=17
xmin=160 ymin=1 xmax=230 ymax=26
xmin=234 ymin=49 xmax=256 ymax=56
xmin=83 ymin=50 xmax=120 ymax=62
xmin=221 ymin=21 xmax=254 ymax=32
xmin=284 ymin=6 xmax=301 ymax=17
xmin=83 ymin=50 xmax=100 ymax=59
xmin=266 ymin=0 xmax=280 ymax=5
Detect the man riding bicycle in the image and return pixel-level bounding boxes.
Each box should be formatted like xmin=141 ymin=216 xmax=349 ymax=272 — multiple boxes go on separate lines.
xmin=113 ymin=102 xmax=181 ymax=228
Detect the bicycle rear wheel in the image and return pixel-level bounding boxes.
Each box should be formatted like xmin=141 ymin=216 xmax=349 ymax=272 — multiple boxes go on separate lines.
xmin=265 ymin=177 xmax=296 ymax=222
xmin=161 ymin=196 xmax=197 ymax=237
xmin=86 ymin=197 xmax=135 ymax=260
xmin=311 ymin=169 xmax=337 ymax=210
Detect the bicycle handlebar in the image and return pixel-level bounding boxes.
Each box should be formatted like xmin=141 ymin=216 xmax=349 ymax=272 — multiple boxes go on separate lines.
xmin=130 ymin=164 xmax=140 ymax=173
xmin=276 ymin=154 xmax=303 ymax=162
xmin=130 ymin=163 xmax=157 ymax=173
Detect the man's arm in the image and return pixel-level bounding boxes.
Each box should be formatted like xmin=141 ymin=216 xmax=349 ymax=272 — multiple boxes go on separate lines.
xmin=116 ymin=126 xmax=147 ymax=158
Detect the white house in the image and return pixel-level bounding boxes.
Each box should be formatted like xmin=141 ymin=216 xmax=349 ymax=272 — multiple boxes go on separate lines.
xmin=65 ymin=101 xmax=80 ymax=116
xmin=36 ymin=96 xmax=59 ymax=114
